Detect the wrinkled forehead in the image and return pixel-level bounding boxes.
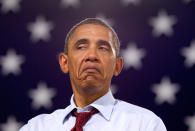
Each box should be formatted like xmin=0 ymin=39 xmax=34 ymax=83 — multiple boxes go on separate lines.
xmin=67 ymin=24 xmax=117 ymax=56
xmin=73 ymin=24 xmax=112 ymax=39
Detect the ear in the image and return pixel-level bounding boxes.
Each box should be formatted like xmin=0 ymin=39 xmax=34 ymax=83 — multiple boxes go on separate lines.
xmin=114 ymin=57 xmax=123 ymax=76
xmin=59 ymin=53 xmax=69 ymax=73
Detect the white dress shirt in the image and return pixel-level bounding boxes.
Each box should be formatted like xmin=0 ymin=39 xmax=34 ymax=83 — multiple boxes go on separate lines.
xmin=20 ymin=90 xmax=167 ymax=131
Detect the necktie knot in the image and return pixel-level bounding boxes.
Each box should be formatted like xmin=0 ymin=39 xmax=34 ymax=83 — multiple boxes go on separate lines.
xmin=71 ymin=108 xmax=99 ymax=131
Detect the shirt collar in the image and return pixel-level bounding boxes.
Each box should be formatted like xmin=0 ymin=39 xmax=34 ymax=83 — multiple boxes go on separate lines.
xmin=62 ymin=90 xmax=116 ymax=123
xmin=91 ymin=90 xmax=116 ymax=121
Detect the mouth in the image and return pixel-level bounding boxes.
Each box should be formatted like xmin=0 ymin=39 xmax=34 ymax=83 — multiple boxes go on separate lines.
xmin=84 ymin=68 xmax=99 ymax=73
xmin=82 ymin=66 xmax=101 ymax=74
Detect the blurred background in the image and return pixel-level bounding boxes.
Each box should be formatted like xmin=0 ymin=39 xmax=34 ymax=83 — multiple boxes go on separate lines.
xmin=0 ymin=0 xmax=195 ymax=130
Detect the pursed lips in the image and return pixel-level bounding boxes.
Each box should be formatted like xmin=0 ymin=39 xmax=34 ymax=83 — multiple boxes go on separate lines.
xmin=82 ymin=66 xmax=101 ymax=74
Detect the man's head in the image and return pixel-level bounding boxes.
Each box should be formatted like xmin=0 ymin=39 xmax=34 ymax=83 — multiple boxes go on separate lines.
xmin=59 ymin=18 xmax=123 ymax=98
xmin=64 ymin=18 xmax=120 ymax=57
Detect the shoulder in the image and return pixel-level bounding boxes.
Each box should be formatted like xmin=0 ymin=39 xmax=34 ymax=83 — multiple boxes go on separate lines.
xmin=113 ymin=100 xmax=167 ymax=130
xmin=115 ymin=99 xmax=161 ymax=121
xmin=19 ymin=107 xmax=69 ymax=131
xmin=117 ymin=100 xmax=155 ymax=113
xmin=30 ymin=108 xmax=65 ymax=122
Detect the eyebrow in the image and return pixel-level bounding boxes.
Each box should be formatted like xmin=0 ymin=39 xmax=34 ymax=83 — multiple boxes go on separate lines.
xmin=74 ymin=39 xmax=112 ymax=49
xmin=97 ymin=40 xmax=112 ymax=49
xmin=74 ymin=38 xmax=89 ymax=47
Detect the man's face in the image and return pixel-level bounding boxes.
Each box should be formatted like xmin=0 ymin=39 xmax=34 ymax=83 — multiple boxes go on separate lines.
xmin=61 ymin=24 xmax=122 ymax=94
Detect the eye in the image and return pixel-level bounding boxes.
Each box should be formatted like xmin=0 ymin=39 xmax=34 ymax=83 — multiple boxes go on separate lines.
xmin=99 ymin=46 xmax=109 ymax=51
xmin=77 ymin=45 xmax=87 ymax=50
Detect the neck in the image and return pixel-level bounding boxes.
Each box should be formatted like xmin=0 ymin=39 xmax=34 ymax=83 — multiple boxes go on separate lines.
xmin=73 ymin=87 xmax=109 ymax=108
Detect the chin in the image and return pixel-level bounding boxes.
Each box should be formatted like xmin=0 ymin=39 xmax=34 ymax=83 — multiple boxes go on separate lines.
xmin=80 ymin=80 xmax=103 ymax=92
xmin=83 ymin=80 xmax=99 ymax=88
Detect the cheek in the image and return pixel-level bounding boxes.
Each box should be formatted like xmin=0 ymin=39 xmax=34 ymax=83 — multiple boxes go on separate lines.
xmin=103 ymin=58 xmax=116 ymax=76
xmin=68 ymin=55 xmax=83 ymax=74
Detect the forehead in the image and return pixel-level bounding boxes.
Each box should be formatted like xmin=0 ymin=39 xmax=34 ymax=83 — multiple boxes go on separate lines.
xmin=71 ymin=24 xmax=113 ymax=41
xmin=67 ymin=24 xmax=117 ymax=56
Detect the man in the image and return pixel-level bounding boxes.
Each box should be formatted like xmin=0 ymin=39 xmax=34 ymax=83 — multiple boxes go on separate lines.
xmin=20 ymin=18 xmax=167 ymax=131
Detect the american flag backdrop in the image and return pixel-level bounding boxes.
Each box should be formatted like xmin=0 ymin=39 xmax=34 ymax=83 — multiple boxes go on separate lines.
xmin=0 ymin=0 xmax=195 ymax=130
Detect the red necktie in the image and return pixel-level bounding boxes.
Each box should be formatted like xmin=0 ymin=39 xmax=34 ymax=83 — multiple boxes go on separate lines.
xmin=71 ymin=108 xmax=99 ymax=131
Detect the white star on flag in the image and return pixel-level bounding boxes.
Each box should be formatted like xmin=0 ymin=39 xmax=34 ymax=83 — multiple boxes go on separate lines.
xmin=181 ymin=40 xmax=195 ymax=68
xmin=185 ymin=113 xmax=195 ymax=131
xmin=111 ymin=84 xmax=118 ymax=94
xmin=0 ymin=49 xmax=25 ymax=75
xmin=96 ymin=13 xmax=114 ymax=26
xmin=0 ymin=116 xmax=23 ymax=131
xmin=151 ymin=77 xmax=180 ymax=105
xmin=27 ymin=16 xmax=54 ymax=43
xmin=61 ymin=0 xmax=80 ymax=8
xmin=149 ymin=10 xmax=177 ymax=37
xmin=121 ymin=0 xmax=140 ymax=6
xmin=121 ymin=43 xmax=145 ymax=70
xmin=0 ymin=0 xmax=22 ymax=13
xmin=29 ymin=82 xmax=56 ymax=109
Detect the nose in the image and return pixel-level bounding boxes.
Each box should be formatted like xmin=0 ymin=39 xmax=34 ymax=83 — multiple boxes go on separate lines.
xmin=85 ymin=47 xmax=99 ymax=63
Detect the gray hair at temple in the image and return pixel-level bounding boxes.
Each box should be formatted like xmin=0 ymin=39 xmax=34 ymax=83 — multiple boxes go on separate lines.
xmin=64 ymin=18 xmax=120 ymax=57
